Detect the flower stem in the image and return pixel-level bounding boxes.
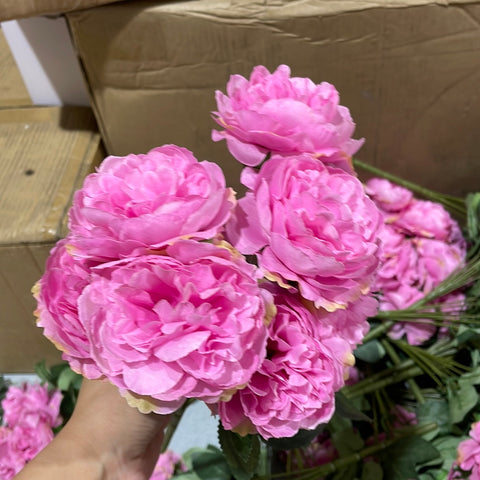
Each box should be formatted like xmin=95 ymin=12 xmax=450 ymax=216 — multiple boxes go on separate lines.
xmin=161 ymin=399 xmax=193 ymax=452
xmin=258 ymin=423 xmax=438 ymax=480
xmin=353 ymin=158 xmax=466 ymax=217
xmin=381 ymin=338 xmax=425 ymax=404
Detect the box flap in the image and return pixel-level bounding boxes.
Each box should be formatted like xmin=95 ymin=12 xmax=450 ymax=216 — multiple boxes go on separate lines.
xmin=67 ymin=0 xmax=480 ymax=197
xmin=0 ymin=107 xmax=101 ymax=244
xmin=0 ymin=0 xmax=125 ymax=22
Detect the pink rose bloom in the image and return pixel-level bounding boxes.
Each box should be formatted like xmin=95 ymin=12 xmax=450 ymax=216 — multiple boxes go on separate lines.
xmin=285 ymin=432 xmax=338 ymax=471
xmin=368 ymin=178 xmax=467 ymax=345
xmin=415 ymin=238 xmax=465 ymax=293
xmin=0 ymin=423 xmax=55 ymax=480
xmin=226 ymin=154 xmax=381 ymax=311
xmin=0 ymin=427 xmax=24 ymax=480
xmin=365 ymin=178 xmax=413 ymax=212
xmin=381 ymin=285 xmax=436 ymax=345
xmin=374 ymin=225 xmax=419 ymax=292
xmin=212 ymin=64 xmax=363 ymax=171
xmin=149 ymin=450 xmax=186 ymax=480
xmin=395 ymin=199 xmax=459 ymax=241
xmin=68 ymin=145 xmax=235 ymax=261
xmin=33 ymin=237 xmax=102 ymax=378
xmin=316 ymin=294 xmax=378 ymax=349
xmin=79 ymin=240 xmax=270 ymax=414
xmin=2 ymin=383 xmax=62 ymax=430
xmin=7 ymin=422 xmax=54 ymax=463
xmin=391 ymin=405 xmax=417 ymax=429
xmin=218 ymin=286 xmax=352 ymax=439
xmin=455 ymin=421 xmax=480 ymax=479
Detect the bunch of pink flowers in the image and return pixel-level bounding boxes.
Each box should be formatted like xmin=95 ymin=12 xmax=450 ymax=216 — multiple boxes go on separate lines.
xmin=448 ymin=421 xmax=480 ymax=479
xmin=0 ymin=383 xmax=62 ymax=480
xmin=34 ymin=65 xmax=381 ymax=440
xmin=366 ymin=178 xmax=467 ymax=345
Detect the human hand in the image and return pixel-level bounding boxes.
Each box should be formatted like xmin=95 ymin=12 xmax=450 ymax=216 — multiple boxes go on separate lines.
xmin=15 ymin=378 xmax=170 ymax=480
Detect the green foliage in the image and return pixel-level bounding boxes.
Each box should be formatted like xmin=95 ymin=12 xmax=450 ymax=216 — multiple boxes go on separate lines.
xmin=35 ymin=361 xmax=82 ymax=428
xmin=218 ymin=425 xmax=260 ymax=480
xmin=380 ymin=436 xmax=440 ymax=480
xmin=0 ymin=374 xmax=11 ymax=420
xmin=176 ymin=446 xmax=232 ymax=480
xmin=354 ymin=340 xmax=386 ymax=363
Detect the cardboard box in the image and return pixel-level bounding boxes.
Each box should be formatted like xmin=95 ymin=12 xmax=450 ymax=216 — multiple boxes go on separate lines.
xmin=0 ymin=0 xmax=123 ymax=22
xmin=0 ymin=106 xmax=104 ymax=372
xmin=67 ymin=0 xmax=480 ymax=197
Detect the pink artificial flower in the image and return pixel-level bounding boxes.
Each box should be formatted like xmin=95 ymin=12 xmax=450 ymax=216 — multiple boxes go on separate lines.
xmin=316 ymin=295 xmax=378 ymax=349
xmin=2 ymin=383 xmax=62 ymax=430
xmin=0 ymin=427 xmax=23 ymax=480
xmin=0 ymin=408 xmax=58 ymax=479
xmin=391 ymin=405 xmax=417 ymax=429
xmin=286 ymin=432 xmax=339 ymax=471
xmin=226 ymin=154 xmax=381 ymax=311
xmin=368 ymin=178 xmax=467 ymax=345
xmin=212 ymin=64 xmax=363 ymax=170
xmin=415 ymin=238 xmax=465 ymax=293
xmin=33 ymin=237 xmax=102 ymax=378
xmin=455 ymin=421 xmax=480 ymax=479
xmin=395 ymin=199 xmax=459 ymax=241
xmin=374 ymin=225 xmax=419 ymax=292
xmin=68 ymin=145 xmax=235 ymax=261
xmin=6 ymin=422 xmax=54 ymax=463
xmin=79 ymin=240 xmax=270 ymax=414
xmin=365 ymin=178 xmax=413 ymax=212
xmin=149 ymin=450 xmax=186 ymax=480
xmin=218 ymin=286 xmax=353 ymax=439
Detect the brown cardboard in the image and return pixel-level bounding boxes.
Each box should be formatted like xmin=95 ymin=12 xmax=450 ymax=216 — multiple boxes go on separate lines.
xmin=0 ymin=27 xmax=31 ymax=107
xmin=67 ymin=0 xmax=480 ymax=197
xmin=0 ymin=0 xmax=124 ymax=22
xmin=0 ymin=106 xmax=103 ymax=372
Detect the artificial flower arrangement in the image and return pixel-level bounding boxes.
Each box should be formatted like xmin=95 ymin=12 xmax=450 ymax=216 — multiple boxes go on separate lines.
xmin=2 ymin=64 xmax=480 ymax=479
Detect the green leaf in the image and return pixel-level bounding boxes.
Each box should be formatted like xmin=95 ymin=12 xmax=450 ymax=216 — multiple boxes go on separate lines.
xmin=431 ymin=435 xmax=466 ymax=471
xmin=189 ymin=446 xmax=232 ymax=480
xmin=57 ymin=366 xmax=82 ymax=391
xmin=218 ymin=425 xmax=259 ymax=480
xmin=331 ymin=462 xmax=358 ymax=480
xmin=35 ymin=360 xmax=54 ymax=384
xmin=331 ymin=426 xmax=364 ymax=457
xmin=381 ymin=436 xmax=440 ymax=480
xmin=466 ymin=192 xmax=480 ymax=242
xmin=447 ymin=378 xmax=479 ymax=423
xmin=361 ymin=461 xmax=383 ymax=480
xmin=416 ymin=399 xmax=450 ymax=439
xmin=354 ymin=340 xmax=386 ymax=363
xmin=335 ymin=391 xmax=372 ymax=422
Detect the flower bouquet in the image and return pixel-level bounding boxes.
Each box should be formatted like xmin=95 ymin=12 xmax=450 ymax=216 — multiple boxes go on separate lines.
xmin=11 ymin=64 xmax=480 ymax=479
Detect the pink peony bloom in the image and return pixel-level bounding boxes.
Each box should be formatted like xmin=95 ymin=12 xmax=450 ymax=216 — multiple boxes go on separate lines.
xmin=368 ymin=178 xmax=467 ymax=345
xmin=149 ymin=450 xmax=186 ymax=480
xmin=316 ymin=295 xmax=378 ymax=349
xmin=0 ymin=427 xmax=24 ymax=480
xmin=454 ymin=421 xmax=480 ymax=479
xmin=78 ymin=240 xmax=270 ymax=414
xmin=33 ymin=237 xmax=102 ymax=378
xmin=365 ymin=178 xmax=413 ymax=212
xmin=212 ymin=65 xmax=363 ymax=170
xmin=226 ymin=154 xmax=381 ymax=311
xmin=2 ymin=383 xmax=62 ymax=430
xmin=68 ymin=145 xmax=235 ymax=261
xmin=395 ymin=199 xmax=459 ymax=241
xmin=218 ymin=286 xmax=353 ymax=439
xmin=6 ymin=422 xmax=54 ymax=463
